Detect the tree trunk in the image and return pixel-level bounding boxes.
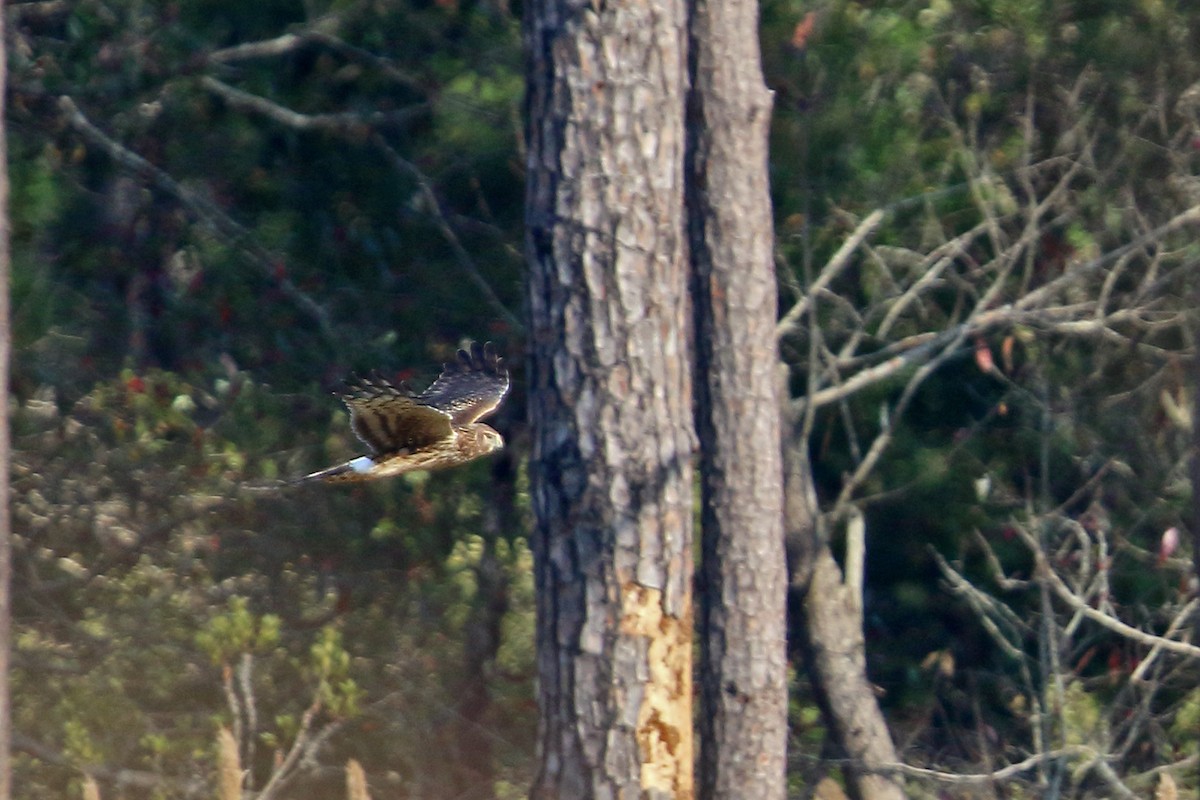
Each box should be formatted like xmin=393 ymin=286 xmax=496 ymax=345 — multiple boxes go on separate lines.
xmin=686 ymin=0 xmax=788 ymax=795
xmin=797 ymin=549 xmax=904 ymax=800
xmin=523 ymin=0 xmax=694 ymax=793
xmin=784 ymin=416 xmax=904 ymax=800
xmin=0 ymin=7 xmax=11 ymax=796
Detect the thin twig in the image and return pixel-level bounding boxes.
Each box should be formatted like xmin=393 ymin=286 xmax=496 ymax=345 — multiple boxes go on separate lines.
xmin=1017 ymin=204 xmax=1200 ymax=312
xmin=197 ymin=76 xmax=522 ymax=331
xmin=934 ymin=563 xmax=1029 ymax=662
xmin=1130 ymin=599 xmax=1198 ymax=683
xmin=56 ymin=96 xmax=336 ymax=341
xmin=371 ymin=135 xmax=523 ymax=331
xmin=1015 ymin=524 xmax=1200 ymax=659
xmin=1086 ymin=755 xmax=1138 ymax=800
xmin=201 ymin=76 xmax=427 ymax=134
xmin=776 ymin=209 xmax=884 ymax=339
xmin=870 ymin=746 xmax=1096 ymax=784
xmin=257 ymin=696 xmax=324 ymax=800
xmin=210 ymin=29 xmax=423 ymax=92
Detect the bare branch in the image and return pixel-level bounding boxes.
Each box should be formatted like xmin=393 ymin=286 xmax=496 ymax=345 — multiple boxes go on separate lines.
xmin=56 ymin=96 xmax=336 ymax=342
xmin=794 ymin=294 xmax=1185 ymax=415
xmin=1017 ymin=204 xmax=1200 ymax=312
xmin=933 ymin=550 xmax=1029 ymax=662
xmin=843 ymin=507 xmax=865 ymax=613
xmin=873 ymin=247 xmax=961 ymax=341
xmin=371 ymin=135 xmax=524 ymax=331
xmin=877 ymin=745 xmax=1097 ymax=784
xmin=1129 ymin=599 xmax=1197 ymax=683
xmin=196 ymin=78 xmax=521 ymax=331
xmin=221 ymin=663 xmax=243 ymax=763
xmin=238 ymin=652 xmax=258 ymax=790
xmin=257 ymin=696 xmax=324 ymax=800
xmin=210 ymin=32 xmax=310 ymax=62
xmin=828 ymin=308 xmax=981 ymax=513
xmin=210 ymin=30 xmax=423 ymax=92
xmin=803 ymin=346 xmax=931 ymax=410
xmin=1015 ymin=525 xmax=1200 ymax=659
xmin=1086 ymin=756 xmax=1138 ymax=800
xmin=200 ymin=76 xmax=427 ymax=134
xmin=776 ymin=209 xmax=884 ymax=339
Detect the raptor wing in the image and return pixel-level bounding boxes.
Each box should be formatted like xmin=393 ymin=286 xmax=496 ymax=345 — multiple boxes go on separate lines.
xmin=417 ymin=342 xmax=510 ymax=425
xmin=339 ymin=374 xmax=454 ymax=455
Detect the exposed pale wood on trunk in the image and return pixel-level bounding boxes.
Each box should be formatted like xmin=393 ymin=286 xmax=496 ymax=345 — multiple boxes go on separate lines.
xmin=524 ymin=0 xmax=694 ymax=792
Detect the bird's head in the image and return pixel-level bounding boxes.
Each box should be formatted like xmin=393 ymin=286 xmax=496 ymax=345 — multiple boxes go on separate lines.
xmin=479 ymin=425 xmax=505 ymax=454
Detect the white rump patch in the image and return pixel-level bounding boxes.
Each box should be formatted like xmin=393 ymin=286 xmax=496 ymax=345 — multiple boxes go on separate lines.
xmin=348 ymin=456 xmax=376 ymax=473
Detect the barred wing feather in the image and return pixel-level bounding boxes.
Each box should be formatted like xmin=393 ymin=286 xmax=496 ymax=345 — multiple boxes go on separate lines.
xmin=339 ymin=375 xmax=453 ymax=455
xmin=417 ymin=342 xmax=510 ymax=425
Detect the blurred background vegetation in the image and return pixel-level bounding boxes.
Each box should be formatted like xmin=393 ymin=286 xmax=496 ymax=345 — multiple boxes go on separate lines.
xmin=8 ymin=0 xmax=1200 ymax=797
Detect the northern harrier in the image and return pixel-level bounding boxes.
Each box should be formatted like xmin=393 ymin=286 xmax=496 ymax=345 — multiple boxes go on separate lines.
xmin=298 ymin=342 xmax=509 ymax=484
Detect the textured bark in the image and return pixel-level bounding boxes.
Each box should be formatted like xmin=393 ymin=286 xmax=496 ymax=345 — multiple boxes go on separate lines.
xmin=797 ymin=550 xmax=904 ymax=800
xmin=686 ymin=0 xmax=788 ymax=795
xmin=523 ymin=0 xmax=694 ymax=794
xmin=784 ymin=417 xmax=903 ymax=800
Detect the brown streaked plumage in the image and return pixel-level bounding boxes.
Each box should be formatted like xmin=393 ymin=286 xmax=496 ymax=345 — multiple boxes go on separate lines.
xmin=298 ymin=342 xmax=509 ymax=484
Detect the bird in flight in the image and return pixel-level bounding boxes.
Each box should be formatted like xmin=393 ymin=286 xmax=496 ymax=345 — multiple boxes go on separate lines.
xmin=297 ymin=342 xmax=510 ymax=484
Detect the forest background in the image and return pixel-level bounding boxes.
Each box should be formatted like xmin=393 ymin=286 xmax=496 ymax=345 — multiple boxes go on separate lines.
xmin=7 ymin=0 xmax=1200 ymax=798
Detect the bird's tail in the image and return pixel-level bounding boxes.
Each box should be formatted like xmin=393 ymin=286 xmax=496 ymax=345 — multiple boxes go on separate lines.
xmin=292 ymin=456 xmax=376 ymax=485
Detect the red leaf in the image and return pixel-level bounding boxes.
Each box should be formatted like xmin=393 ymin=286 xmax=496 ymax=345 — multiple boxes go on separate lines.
xmin=790 ymin=12 xmax=816 ymax=49
xmin=973 ymin=336 xmax=996 ymax=374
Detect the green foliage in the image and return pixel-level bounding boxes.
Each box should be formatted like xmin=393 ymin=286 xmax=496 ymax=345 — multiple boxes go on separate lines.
xmin=196 ymin=597 xmax=282 ymax=665
xmin=1058 ymin=680 xmax=1104 ymax=748
xmin=10 ymin=0 xmax=1200 ymax=794
xmin=307 ymin=626 xmax=364 ymax=718
xmin=767 ymin=0 xmax=1200 ymax=789
xmin=1170 ymin=688 xmax=1200 ymax=757
xmin=11 ymin=0 xmax=524 ymax=390
xmin=10 ymin=334 xmax=535 ymax=795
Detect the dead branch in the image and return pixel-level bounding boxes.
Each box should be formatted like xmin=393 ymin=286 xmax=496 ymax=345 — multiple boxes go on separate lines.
xmin=932 ymin=550 xmax=1030 ymax=661
xmin=221 ymin=663 xmax=243 ymax=767
xmin=371 ymin=135 xmax=523 ymax=331
xmin=876 ymin=745 xmax=1096 ymax=784
xmin=1129 ymin=599 xmax=1196 ymax=683
xmin=238 ymin=652 xmax=258 ymax=790
xmin=56 ymin=96 xmax=336 ymax=342
xmin=776 ymin=209 xmax=885 ymax=338
xmin=1014 ymin=524 xmax=1200 ymax=659
xmin=210 ymin=31 xmax=313 ymax=62
xmin=210 ymin=29 xmax=423 ymax=92
xmin=1017 ymin=204 xmax=1200 ymax=313
xmin=200 ymin=76 xmax=427 ymax=134
xmin=196 ymin=77 xmax=521 ymax=331
xmin=256 ymin=695 xmax=324 ymax=800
